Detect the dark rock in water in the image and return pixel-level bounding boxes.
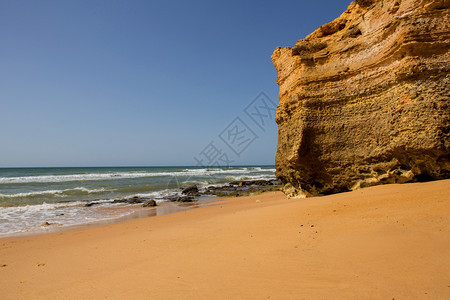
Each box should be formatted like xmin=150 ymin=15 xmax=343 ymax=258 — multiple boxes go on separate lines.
xmin=114 ymin=197 xmax=145 ymax=204
xmin=164 ymin=195 xmax=195 ymax=202
xmin=127 ymin=197 xmax=144 ymax=204
xmin=113 ymin=198 xmax=127 ymax=204
xmin=164 ymin=195 xmax=179 ymax=202
xmin=85 ymin=202 xmax=101 ymax=207
xmin=177 ymin=196 xmax=194 ymax=202
xmin=201 ymin=179 xmax=281 ymax=198
xmin=110 ymin=179 xmax=280 ymax=207
xmin=229 ymin=180 xmax=278 ymax=187
xmin=143 ymin=199 xmax=157 ymax=207
xmin=41 ymin=222 xmax=57 ymax=226
xmin=182 ymin=185 xmax=199 ymax=195
xmin=204 ymin=185 xmax=226 ymax=193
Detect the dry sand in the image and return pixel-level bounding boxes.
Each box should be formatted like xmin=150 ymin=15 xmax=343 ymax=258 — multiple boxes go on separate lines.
xmin=1 ymin=180 xmax=449 ymax=299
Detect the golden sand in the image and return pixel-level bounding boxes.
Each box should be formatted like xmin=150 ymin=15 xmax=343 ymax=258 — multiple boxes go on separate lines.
xmin=1 ymin=180 xmax=449 ymax=299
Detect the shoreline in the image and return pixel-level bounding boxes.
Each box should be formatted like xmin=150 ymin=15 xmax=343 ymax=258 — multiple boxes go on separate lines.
xmin=0 ymin=177 xmax=280 ymax=239
xmin=0 ymin=166 xmax=278 ymax=237
xmin=1 ymin=179 xmax=449 ymax=299
xmin=0 ymin=198 xmax=220 ymax=239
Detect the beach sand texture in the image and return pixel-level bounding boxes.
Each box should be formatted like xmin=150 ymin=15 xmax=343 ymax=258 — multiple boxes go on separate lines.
xmin=1 ymin=179 xmax=449 ymax=299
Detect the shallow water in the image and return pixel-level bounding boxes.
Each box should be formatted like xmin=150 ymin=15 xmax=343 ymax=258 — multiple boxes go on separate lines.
xmin=0 ymin=166 xmax=275 ymax=236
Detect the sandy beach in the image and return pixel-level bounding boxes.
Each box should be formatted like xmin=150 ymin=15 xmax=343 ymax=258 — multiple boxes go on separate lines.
xmin=1 ymin=179 xmax=449 ymax=299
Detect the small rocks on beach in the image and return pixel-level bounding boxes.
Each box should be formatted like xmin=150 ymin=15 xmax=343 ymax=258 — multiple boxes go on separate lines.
xmin=143 ymin=200 xmax=157 ymax=207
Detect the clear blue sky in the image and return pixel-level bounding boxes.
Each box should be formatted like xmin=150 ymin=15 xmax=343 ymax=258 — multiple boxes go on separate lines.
xmin=0 ymin=0 xmax=352 ymax=167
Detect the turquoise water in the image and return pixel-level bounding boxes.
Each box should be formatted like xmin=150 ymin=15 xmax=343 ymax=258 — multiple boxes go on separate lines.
xmin=0 ymin=166 xmax=275 ymax=236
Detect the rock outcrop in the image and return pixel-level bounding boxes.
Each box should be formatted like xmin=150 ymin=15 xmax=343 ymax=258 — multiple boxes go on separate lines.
xmin=272 ymin=0 xmax=449 ymax=197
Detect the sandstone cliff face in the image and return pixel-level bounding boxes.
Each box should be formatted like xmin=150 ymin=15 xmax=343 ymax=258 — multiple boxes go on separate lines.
xmin=272 ymin=0 xmax=449 ymax=197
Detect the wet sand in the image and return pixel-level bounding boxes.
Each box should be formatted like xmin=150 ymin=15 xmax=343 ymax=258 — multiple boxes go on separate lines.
xmin=1 ymin=180 xmax=449 ymax=299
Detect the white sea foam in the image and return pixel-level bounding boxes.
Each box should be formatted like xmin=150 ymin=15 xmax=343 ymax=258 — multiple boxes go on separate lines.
xmin=227 ymin=174 xmax=277 ymax=181
xmin=0 ymin=168 xmax=276 ymax=184
xmin=0 ymin=201 xmax=85 ymax=212
xmin=0 ymin=172 xmax=153 ymax=184
xmin=0 ymin=200 xmax=136 ymax=237
xmin=132 ymin=190 xmax=178 ymax=199
xmin=0 ymin=187 xmax=111 ymax=199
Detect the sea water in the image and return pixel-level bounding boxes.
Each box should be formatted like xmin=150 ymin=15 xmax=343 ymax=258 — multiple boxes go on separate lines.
xmin=0 ymin=166 xmax=275 ymax=237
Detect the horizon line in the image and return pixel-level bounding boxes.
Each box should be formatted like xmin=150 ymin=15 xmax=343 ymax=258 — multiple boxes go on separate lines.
xmin=0 ymin=164 xmax=276 ymax=169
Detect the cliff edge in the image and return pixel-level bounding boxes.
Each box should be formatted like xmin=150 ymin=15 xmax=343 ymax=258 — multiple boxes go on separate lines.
xmin=272 ymin=0 xmax=450 ymax=197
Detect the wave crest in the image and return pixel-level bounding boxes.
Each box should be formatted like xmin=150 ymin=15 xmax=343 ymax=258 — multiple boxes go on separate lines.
xmin=0 ymin=168 xmax=276 ymax=184
xmin=0 ymin=187 xmax=110 ymax=199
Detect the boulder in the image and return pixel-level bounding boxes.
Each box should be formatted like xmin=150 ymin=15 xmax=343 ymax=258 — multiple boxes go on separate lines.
xmin=182 ymin=185 xmax=199 ymax=195
xmin=143 ymin=199 xmax=157 ymax=207
xmin=177 ymin=196 xmax=194 ymax=202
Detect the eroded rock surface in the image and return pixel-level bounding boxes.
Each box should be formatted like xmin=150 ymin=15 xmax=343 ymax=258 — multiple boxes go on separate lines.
xmin=272 ymin=0 xmax=449 ymax=197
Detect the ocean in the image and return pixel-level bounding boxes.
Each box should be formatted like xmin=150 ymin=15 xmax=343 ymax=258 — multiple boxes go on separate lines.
xmin=0 ymin=166 xmax=276 ymax=237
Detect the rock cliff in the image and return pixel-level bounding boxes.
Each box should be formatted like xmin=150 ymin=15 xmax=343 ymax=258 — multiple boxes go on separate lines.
xmin=272 ymin=0 xmax=449 ymax=197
